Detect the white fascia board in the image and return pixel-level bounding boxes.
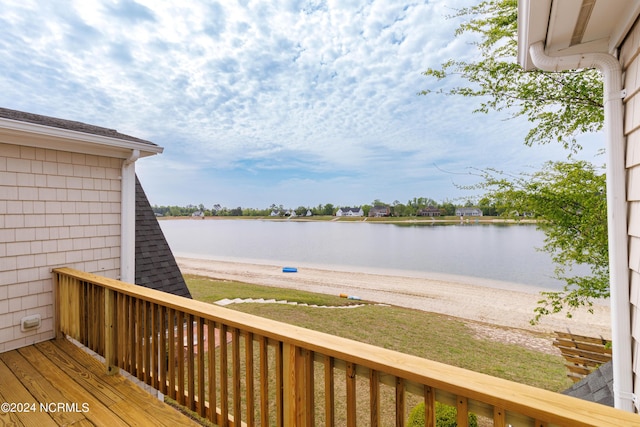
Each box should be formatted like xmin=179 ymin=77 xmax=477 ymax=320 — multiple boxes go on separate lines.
xmin=517 ymin=0 xmax=553 ymax=70
xmin=0 ymin=117 xmax=163 ymax=159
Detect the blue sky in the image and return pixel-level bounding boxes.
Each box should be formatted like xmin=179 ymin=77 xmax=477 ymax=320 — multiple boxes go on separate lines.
xmin=1 ymin=0 xmax=604 ymax=209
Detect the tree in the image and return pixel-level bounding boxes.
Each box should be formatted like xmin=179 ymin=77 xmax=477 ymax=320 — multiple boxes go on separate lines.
xmin=477 ymin=196 xmax=498 ymax=216
xmin=229 ymin=206 xmax=243 ymax=216
xmin=440 ymin=201 xmax=456 ymax=216
xmin=322 ymin=203 xmax=335 ymax=216
xmin=468 ymin=162 xmax=608 ymax=321
xmin=420 ymin=0 xmax=608 ymax=319
xmin=420 ymin=0 xmax=603 ymax=151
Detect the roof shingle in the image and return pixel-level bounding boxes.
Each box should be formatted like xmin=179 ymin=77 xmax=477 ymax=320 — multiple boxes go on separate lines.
xmin=0 ymin=107 xmax=156 ymax=146
xmin=135 ymin=176 xmax=191 ymax=298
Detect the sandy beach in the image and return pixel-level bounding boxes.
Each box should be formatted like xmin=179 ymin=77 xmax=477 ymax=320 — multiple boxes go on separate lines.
xmin=177 ymin=256 xmax=611 ymax=341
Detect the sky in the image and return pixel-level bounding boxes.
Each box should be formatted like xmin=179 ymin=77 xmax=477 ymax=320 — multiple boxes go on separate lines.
xmin=0 ymin=0 xmax=605 ymax=209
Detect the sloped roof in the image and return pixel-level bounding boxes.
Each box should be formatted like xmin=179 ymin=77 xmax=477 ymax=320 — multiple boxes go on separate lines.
xmin=0 ymin=107 xmax=155 ymax=145
xmin=563 ymin=361 xmax=614 ymax=407
xmin=135 ymin=176 xmax=192 ymax=298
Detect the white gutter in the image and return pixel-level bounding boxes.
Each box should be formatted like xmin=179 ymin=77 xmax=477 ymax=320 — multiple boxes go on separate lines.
xmin=0 ymin=117 xmax=163 ymax=159
xmin=120 ymin=149 xmax=140 ymax=284
xmin=529 ymin=42 xmax=634 ymax=412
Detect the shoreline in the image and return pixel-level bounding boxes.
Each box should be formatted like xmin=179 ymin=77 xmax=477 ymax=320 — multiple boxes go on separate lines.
xmin=159 ymin=215 xmax=538 ymax=225
xmin=177 ymin=256 xmax=611 ymax=339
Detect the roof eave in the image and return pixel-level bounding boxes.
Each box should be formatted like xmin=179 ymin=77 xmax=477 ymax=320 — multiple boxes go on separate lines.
xmin=0 ymin=117 xmax=163 ymax=159
xmin=518 ymin=0 xmax=640 ymax=71
xmin=517 ymin=0 xmax=552 ymax=70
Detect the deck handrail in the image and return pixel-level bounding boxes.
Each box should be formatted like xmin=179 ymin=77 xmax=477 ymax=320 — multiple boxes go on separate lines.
xmin=53 ymin=267 xmax=639 ymax=427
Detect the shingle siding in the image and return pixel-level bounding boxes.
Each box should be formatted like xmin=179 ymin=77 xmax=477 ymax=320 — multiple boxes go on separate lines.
xmin=622 ymin=14 xmax=640 ymax=402
xmin=0 ymin=142 xmax=122 ymax=352
xmin=1 ymin=108 xmax=191 ymax=353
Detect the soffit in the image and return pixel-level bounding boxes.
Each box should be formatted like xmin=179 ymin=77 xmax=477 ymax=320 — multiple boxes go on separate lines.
xmin=518 ymin=0 xmax=640 ymax=70
xmin=0 ymin=109 xmax=163 ymax=159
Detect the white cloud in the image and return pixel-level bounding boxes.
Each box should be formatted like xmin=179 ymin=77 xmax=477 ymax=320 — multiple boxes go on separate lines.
xmin=1 ymin=0 xmax=596 ymax=209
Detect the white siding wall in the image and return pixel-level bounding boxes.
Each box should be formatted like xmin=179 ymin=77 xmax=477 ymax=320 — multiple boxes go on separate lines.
xmin=0 ymin=142 xmax=122 ymax=352
xmin=621 ymin=16 xmax=640 ymax=398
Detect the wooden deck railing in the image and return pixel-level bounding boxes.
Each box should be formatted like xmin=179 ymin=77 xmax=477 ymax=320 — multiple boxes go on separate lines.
xmin=53 ymin=267 xmax=638 ymax=427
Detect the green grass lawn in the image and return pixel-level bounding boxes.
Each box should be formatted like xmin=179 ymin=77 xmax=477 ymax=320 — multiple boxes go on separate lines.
xmin=186 ymin=275 xmax=572 ymax=392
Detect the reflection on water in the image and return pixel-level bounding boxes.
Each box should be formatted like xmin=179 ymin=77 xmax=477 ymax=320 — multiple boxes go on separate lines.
xmin=160 ymin=219 xmax=586 ymax=290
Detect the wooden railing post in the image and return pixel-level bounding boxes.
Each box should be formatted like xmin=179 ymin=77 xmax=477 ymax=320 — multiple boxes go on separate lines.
xmin=53 ymin=271 xmax=63 ymax=339
xmin=346 ymin=362 xmax=357 ymax=427
xmin=283 ymin=343 xmax=311 ymax=426
xmin=424 ymin=386 xmax=436 ymax=427
xmin=104 ymin=288 xmax=118 ymax=375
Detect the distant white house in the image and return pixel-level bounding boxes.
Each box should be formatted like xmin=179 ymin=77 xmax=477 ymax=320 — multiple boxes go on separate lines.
xmin=270 ymin=210 xmax=280 ymax=217
xmin=455 ymin=207 xmax=483 ymax=217
xmin=192 ymin=210 xmax=205 ymax=217
xmin=336 ymin=207 xmax=364 ymax=217
xmin=306 ymin=210 xmax=313 ymax=217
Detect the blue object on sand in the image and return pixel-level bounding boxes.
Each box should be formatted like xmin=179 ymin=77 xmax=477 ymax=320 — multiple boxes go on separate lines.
xmin=282 ymin=267 xmax=298 ymax=273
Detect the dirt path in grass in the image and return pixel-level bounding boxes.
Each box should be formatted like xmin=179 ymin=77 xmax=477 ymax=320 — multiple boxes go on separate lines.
xmin=177 ymin=257 xmax=611 ymax=354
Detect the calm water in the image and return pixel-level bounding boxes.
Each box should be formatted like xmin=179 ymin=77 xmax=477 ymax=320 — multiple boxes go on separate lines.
xmin=160 ymin=219 xmax=582 ymax=291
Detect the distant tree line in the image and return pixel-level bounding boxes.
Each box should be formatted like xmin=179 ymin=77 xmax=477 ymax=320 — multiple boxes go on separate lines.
xmin=151 ymin=197 xmax=506 ymax=218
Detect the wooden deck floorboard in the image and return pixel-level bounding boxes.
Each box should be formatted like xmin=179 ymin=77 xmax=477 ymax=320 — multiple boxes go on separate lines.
xmin=0 ymin=338 xmax=202 ymax=427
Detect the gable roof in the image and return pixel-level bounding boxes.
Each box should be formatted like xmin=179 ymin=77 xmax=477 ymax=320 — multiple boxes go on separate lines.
xmin=135 ymin=176 xmax=192 ymax=298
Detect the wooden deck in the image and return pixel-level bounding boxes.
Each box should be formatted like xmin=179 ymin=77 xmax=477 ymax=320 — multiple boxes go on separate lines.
xmin=0 ymin=338 xmax=201 ymax=427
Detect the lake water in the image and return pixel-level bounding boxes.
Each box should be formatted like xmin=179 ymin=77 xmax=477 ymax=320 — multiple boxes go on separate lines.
xmin=160 ymin=219 xmax=582 ymax=291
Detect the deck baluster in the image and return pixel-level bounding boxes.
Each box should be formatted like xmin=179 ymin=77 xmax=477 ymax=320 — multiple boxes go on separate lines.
xmin=346 ymin=361 xmax=356 ymax=427
xmin=457 ymin=395 xmax=469 ymax=427
xmin=219 ymin=323 xmax=229 ymax=427
xmin=232 ymin=328 xmax=241 ymax=425
xmin=187 ymin=313 xmax=196 ymax=411
xmin=167 ymin=308 xmax=176 ymax=400
xmin=197 ymin=317 xmax=205 ymax=417
xmin=259 ymin=336 xmax=269 ymax=426
xmin=206 ymin=319 xmax=217 ymax=423
xmin=176 ymin=310 xmax=185 ymax=405
xmin=370 ymin=369 xmax=380 ymax=427
xmin=424 ymin=386 xmax=436 ymax=427
xmin=245 ymin=331 xmax=255 ymax=426
xmin=324 ymin=356 xmax=335 ymax=427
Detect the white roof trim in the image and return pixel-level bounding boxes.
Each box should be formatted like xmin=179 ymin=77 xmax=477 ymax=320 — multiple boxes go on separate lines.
xmin=517 ymin=0 xmax=552 ymax=70
xmin=518 ymin=0 xmax=640 ymax=71
xmin=0 ymin=117 xmax=163 ymax=159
